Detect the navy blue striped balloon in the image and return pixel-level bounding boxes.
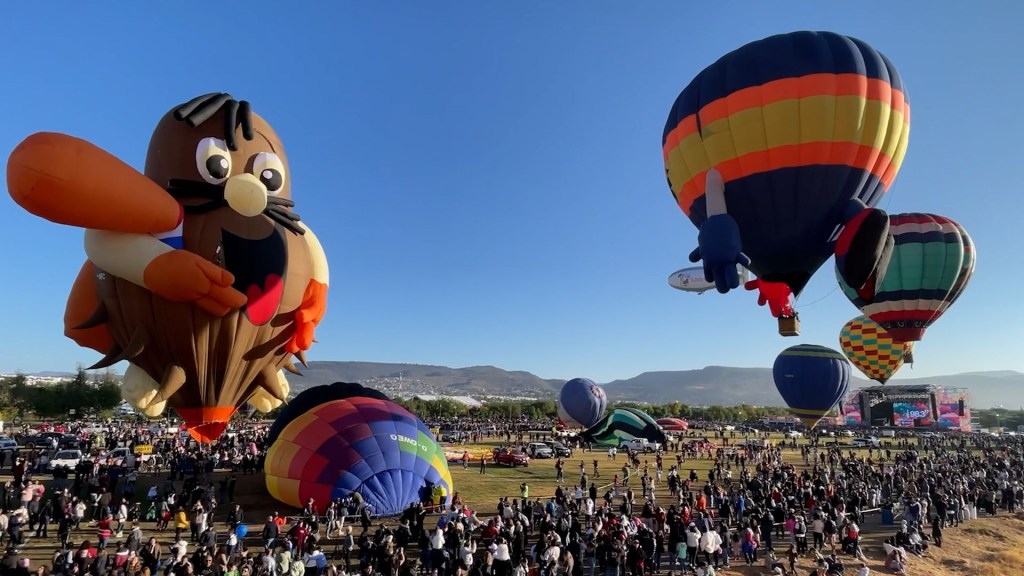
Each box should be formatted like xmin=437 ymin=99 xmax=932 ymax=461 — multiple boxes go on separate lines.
xmin=773 ymin=344 xmax=851 ymax=427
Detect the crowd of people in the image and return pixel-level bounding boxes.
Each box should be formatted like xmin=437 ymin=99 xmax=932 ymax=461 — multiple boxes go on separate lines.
xmin=0 ymin=418 xmax=1017 ymax=576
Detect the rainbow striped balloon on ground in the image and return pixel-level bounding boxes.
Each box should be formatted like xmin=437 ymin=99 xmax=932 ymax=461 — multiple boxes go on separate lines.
xmin=264 ymin=383 xmax=453 ymax=516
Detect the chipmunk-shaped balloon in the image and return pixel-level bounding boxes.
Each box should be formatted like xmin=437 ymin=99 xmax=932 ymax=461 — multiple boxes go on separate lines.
xmin=8 ymin=93 xmax=329 ymax=441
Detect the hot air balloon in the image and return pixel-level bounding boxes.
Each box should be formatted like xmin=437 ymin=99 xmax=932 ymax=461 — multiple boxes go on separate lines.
xmin=837 ymin=214 xmax=974 ymax=343
xmin=7 ymin=94 xmax=329 ymax=442
xmin=662 ymin=31 xmax=909 ymax=317
xmin=557 ymin=378 xmax=608 ymax=429
xmin=656 ymin=417 xmax=689 ymax=432
xmin=581 ymin=407 xmax=667 ymax=447
xmin=773 ymin=344 xmax=851 ymax=427
xmin=265 ymin=383 xmax=453 ymax=516
xmin=839 ymin=316 xmax=914 ymax=384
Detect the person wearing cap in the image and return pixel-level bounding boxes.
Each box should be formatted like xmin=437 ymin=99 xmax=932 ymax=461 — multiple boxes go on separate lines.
xmin=685 ymin=524 xmax=700 ymax=570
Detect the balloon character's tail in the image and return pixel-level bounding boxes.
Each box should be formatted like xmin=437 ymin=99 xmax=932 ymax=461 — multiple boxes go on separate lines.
xmin=177 ymin=406 xmax=237 ymax=443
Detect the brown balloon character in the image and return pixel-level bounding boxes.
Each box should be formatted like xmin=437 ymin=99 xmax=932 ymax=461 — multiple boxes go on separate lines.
xmin=7 ymin=93 xmax=330 ymax=442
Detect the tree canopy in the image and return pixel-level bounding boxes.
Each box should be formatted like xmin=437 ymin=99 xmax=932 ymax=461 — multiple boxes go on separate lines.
xmin=0 ymin=369 xmax=122 ymax=420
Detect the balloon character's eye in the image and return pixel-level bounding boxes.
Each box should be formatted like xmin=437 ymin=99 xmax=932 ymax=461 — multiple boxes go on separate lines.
xmin=252 ymin=152 xmax=286 ymax=194
xmin=196 ymin=138 xmax=232 ymax=184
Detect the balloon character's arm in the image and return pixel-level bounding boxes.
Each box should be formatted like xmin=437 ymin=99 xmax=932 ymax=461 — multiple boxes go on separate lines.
xmin=743 ymin=278 xmax=794 ymax=318
xmin=835 ymin=198 xmax=892 ymax=297
xmin=84 ymin=229 xmax=246 ymax=317
xmin=687 ymin=169 xmax=750 ymax=294
xmin=7 ymin=132 xmax=181 ymax=233
xmin=286 ymin=222 xmax=330 ymax=354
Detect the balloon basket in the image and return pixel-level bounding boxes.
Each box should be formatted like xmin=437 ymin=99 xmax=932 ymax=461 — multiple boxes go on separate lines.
xmin=778 ymin=317 xmax=800 ymax=337
xmin=904 ymin=351 xmax=914 ymax=364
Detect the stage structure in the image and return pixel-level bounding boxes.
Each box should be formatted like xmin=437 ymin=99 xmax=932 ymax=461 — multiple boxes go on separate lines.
xmin=840 ymin=385 xmax=970 ymax=431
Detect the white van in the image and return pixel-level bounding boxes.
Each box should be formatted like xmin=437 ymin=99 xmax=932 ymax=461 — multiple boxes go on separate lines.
xmin=879 ymin=429 xmax=896 ymax=438
xmin=851 ymin=437 xmax=880 ymax=448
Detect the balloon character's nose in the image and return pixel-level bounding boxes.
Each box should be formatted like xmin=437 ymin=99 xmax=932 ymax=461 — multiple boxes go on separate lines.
xmin=224 ymin=173 xmax=268 ymax=217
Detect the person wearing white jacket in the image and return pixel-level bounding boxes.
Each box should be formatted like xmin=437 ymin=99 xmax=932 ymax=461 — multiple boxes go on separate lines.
xmin=685 ymin=525 xmax=701 ymax=569
xmin=700 ymin=528 xmax=723 ymax=568
xmin=460 ymin=539 xmax=477 ymax=570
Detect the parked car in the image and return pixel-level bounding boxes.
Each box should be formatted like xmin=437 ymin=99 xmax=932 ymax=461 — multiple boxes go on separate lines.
xmin=526 ymin=442 xmax=555 ymax=459
xmin=48 ymin=449 xmax=83 ymax=471
xmin=619 ymin=439 xmax=662 ymax=453
xmin=851 ymin=436 xmax=880 ymax=448
xmin=493 ymin=448 xmax=530 ymax=467
xmin=0 ymin=437 xmax=19 ymax=452
xmin=784 ymin=430 xmax=804 ymax=439
xmin=546 ymin=441 xmax=573 ymax=458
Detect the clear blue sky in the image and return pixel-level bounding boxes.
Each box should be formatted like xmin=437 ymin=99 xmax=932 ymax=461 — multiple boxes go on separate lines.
xmin=1 ymin=2 xmax=1021 ymax=383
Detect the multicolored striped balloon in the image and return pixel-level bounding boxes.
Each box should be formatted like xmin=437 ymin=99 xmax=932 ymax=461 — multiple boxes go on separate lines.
xmin=838 ymin=213 xmax=974 ymax=343
xmin=265 ymin=393 xmax=453 ymax=516
xmin=663 ymin=31 xmax=910 ymax=297
xmin=581 ymin=407 xmax=666 ymax=447
xmin=839 ymin=315 xmax=913 ymax=384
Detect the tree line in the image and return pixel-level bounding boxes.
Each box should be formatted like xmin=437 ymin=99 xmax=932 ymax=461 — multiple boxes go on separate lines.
xmin=391 ymin=396 xmax=790 ymax=422
xmin=0 ymin=369 xmax=123 ymax=420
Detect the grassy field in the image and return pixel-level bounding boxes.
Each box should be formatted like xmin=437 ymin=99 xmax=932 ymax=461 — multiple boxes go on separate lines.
xmin=6 ymin=431 xmax=1021 ymax=576
xmin=443 ymin=432 xmax=902 ymax=511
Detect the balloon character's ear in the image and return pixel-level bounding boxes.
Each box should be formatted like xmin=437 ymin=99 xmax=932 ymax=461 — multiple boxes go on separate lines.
xmin=835 ymin=199 xmax=892 ymax=296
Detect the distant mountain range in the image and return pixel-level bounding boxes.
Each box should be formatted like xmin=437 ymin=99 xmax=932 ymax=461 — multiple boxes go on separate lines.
xmin=14 ymin=364 xmax=1022 ymax=409
xmin=280 ymin=362 xmax=1023 ymax=409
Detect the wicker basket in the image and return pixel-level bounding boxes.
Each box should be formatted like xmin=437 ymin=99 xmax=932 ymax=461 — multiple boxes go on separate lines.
xmin=778 ymin=316 xmax=800 ymax=337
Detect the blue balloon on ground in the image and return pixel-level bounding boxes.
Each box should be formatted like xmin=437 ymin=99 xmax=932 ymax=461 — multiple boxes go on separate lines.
xmin=773 ymin=344 xmax=851 ymax=428
xmin=557 ymin=378 xmax=608 ymax=428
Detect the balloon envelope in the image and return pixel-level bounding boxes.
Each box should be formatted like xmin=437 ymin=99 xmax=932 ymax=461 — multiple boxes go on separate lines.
xmin=264 ymin=387 xmax=453 ymax=517
xmin=773 ymin=344 xmax=851 ymax=427
xmin=582 ymin=407 xmax=666 ymax=447
xmin=557 ymin=378 xmax=608 ymax=429
xmin=838 ymin=214 xmax=974 ymax=342
xmin=656 ymin=417 xmax=689 ymax=431
xmin=839 ymin=316 xmax=913 ymax=384
xmin=663 ymin=31 xmax=910 ymax=296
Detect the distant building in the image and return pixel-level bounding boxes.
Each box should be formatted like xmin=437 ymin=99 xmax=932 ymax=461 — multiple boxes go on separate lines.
xmin=413 ymin=395 xmax=483 ymax=409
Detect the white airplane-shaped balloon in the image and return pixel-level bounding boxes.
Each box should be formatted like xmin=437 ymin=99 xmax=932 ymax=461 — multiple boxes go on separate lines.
xmin=668 ymin=265 xmax=751 ymax=294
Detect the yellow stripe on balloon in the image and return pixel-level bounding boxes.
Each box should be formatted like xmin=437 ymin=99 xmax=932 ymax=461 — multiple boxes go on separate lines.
xmin=665 ymin=95 xmax=907 ymax=205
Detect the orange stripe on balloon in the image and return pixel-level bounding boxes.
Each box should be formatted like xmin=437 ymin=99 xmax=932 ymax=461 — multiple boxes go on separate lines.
xmin=663 ymin=73 xmax=908 ymax=155
xmin=675 ymin=142 xmax=893 ymax=215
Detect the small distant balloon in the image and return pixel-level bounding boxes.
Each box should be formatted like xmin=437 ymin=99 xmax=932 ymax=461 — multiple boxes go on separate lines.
xmin=557 ymin=378 xmax=608 ymax=429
